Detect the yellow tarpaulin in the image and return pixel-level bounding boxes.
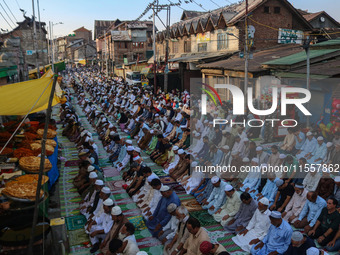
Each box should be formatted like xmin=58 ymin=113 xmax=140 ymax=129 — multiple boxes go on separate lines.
xmin=78 ymin=59 xmax=86 ymax=65
xmin=0 ymin=69 xmax=64 ymax=116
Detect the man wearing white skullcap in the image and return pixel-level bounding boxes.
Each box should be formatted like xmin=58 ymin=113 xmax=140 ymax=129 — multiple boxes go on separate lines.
xmin=232 ymin=197 xmax=271 ymax=252
xmin=101 ymin=206 xmax=129 ymax=254
xmin=158 ymin=203 xmax=179 ymax=244
xmin=322 ymin=142 xmax=335 ymax=165
xmin=202 ymin=176 xmax=227 ymax=215
xmin=282 ymin=183 xmax=308 ymax=224
xmin=250 ymin=211 xmax=293 ymax=255
xmin=87 ymin=198 xmax=115 ymax=253
xmin=284 ymin=231 xmax=316 ymax=255
xmin=213 ymin=184 xmax=241 ymax=226
xmin=80 ymin=175 xmax=103 ymax=217
xmin=256 ymin=146 xmax=269 ymax=165
xmin=240 ymin=158 xmax=261 ymax=193
xmin=280 ymin=127 xmax=296 ymax=152
xmin=181 ymin=161 xmax=204 ymax=195
xmin=296 ymin=132 xmax=317 ymax=160
xmin=308 ymin=136 xmax=327 ymax=164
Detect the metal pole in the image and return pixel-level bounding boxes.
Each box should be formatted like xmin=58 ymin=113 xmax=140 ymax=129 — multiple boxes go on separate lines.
xmin=32 ymin=0 xmax=40 ymax=78
xmin=306 ymin=36 xmax=310 ymax=127
xmin=36 ymin=0 xmax=44 ymax=67
xmin=50 ymin=22 xmax=54 ymax=72
xmin=164 ymin=6 xmax=169 ymax=93
xmin=27 ymin=72 xmax=58 ymax=255
xmin=105 ymin=33 xmax=108 ymax=77
xmin=244 ymin=0 xmax=248 ymax=97
xmin=152 ymin=5 xmax=157 ymax=94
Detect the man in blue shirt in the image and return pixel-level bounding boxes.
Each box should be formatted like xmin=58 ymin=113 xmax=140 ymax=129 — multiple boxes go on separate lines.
xmin=250 ymin=211 xmax=293 ymax=255
xmin=147 ymin=185 xmax=181 ymax=237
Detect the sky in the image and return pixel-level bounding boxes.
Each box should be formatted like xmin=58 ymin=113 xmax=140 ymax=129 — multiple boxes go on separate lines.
xmin=0 ymin=0 xmax=339 ymax=38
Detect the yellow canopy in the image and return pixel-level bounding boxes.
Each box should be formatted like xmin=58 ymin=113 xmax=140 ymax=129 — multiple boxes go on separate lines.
xmin=78 ymin=59 xmax=86 ymax=65
xmin=0 ymin=69 xmax=64 ymax=116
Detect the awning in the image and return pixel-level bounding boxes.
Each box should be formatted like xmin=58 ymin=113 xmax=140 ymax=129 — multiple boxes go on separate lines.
xmin=0 ymin=69 xmax=65 ymax=115
xmin=78 ymin=59 xmax=86 ymax=65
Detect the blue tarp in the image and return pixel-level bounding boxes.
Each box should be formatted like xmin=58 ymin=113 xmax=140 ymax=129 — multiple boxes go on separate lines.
xmin=47 ymin=137 xmax=59 ymax=190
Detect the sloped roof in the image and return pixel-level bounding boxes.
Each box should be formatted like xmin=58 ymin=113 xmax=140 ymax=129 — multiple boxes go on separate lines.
xmin=74 ymin=26 xmax=91 ymax=32
xmin=181 ymin=10 xmax=207 ymax=21
xmin=199 ymin=44 xmax=301 ymax=72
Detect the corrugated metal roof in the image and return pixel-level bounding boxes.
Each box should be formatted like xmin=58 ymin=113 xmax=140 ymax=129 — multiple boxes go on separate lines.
xmin=199 ymin=45 xmax=301 ymax=72
xmin=311 ymin=38 xmax=340 ymax=47
xmin=263 ymin=49 xmax=339 ymax=66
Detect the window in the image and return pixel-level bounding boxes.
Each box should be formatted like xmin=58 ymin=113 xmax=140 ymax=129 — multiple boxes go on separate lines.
xmin=264 ymin=6 xmax=270 ymax=13
xmin=274 ymin=7 xmax=281 ymax=14
xmin=217 ymin=33 xmax=228 ymax=50
xmin=184 ymin=40 xmax=191 ymax=53
xmin=198 ymin=43 xmax=207 ymax=52
xmin=172 ymin=41 xmax=179 ymax=53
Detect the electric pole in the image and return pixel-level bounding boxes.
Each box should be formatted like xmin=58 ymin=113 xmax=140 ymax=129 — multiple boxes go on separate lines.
xmin=32 ymin=0 xmax=40 ymax=78
xmin=152 ymin=4 xmax=157 ymax=94
xmin=244 ymin=0 xmax=248 ymax=97
xmin=164 ymin=5 xmax=170 ymax=93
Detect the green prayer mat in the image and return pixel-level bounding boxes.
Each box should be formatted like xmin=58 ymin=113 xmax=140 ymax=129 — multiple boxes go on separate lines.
xmin=66 ymin=215 xmax=87 ymax=231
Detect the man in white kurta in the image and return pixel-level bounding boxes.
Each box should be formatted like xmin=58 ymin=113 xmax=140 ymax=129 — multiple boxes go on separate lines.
xmin=282 ymin=183 xmax=308 ymax=224
xmin=202 ymin=176 xmax=227 ymax=215
xmin=296 ymin=132 xmax=317 ymax=159
xmin=141 ymin=179 xmax=162 ymax=218
xmin=308 ymin=136 xmax=327 ymax=164
xmin=240 ymin=158 xmax=261 ymax=193
xmin=158 ymin=203 xmax=179 ymax=244
xmin=213 ymin=184 xmax=241 ymax=226
xmin=87 ymin=198 xmax=114 ymax=246
xmin=80 ymin=174 xmax=101 ymax=215
xmin=232 ymin=197 xmax=271 ymax=252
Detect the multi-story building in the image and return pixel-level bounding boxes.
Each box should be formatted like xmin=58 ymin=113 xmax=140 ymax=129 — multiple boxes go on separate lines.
xmin=96 ymin=20 xmax=154 ymax=73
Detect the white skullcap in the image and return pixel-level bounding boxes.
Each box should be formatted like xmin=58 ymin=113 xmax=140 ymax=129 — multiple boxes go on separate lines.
xmin=131 ymin=243 xmax=145 ymax=254
xmin=327 ymin=142 xmax=333 ymax=147
xmin=279 ymin=154 xmax=287 ymax=159
xmin=134 ymin=147 xmax=141 ymax=153
xmin=252 ymin=158 xmax=259 ymax=163
xmin=126 ymin=140 xmax=133 ymax=145
xmin=160 ymin=185 xmax=170 ymax=192
xmin=243 ymin=138 xmax=249 ymax=142
xmin=178 ymin=149 xmax=185 ymax=155
xmin=173 ymin=146 xmax=179 ymax=151
xmin=95 ymin=180 xmax=104 ymax=186
xmin=211 ymin=176 xmax=220 ymax=184
xmin=306 ymin=247 xmax=320 ymax=255
xmin=133 ymin=156 xmax=141 ymax=161
xmin=275 ymin=179 xmax=284 ymax=187
xmin=306 ymin=132 xmax=312 ymax=136
xmin=291 ymin=231 xmax=303 ymax=242
xmin=101 ymin=187 xmax=111 ymax=194
xmin=256 ymin=146 xmax=263 ymax=151
xmin=87 ymin=165 xmax=95 ymax=172
xmin=222 ymin=145 xmax=230 ymax=150
xmin=204 ymin=120 xmax=209 ymax=123
xmin=335 ymin=176 xmax=340 ymax=182
xmin=191 ymin=161 xmax=198 ymax=167
xmin=147 ymin=173 xmax=159 ymax=182
xmin=111 ymin=206 xmax=122 ymax=215
xmin=224 ymin=184 xmax=233 ymax=192
xmin=231 ymin=151 xmax=238 ymax=156
xmin=243 ymin=157 xmax=250 ymax=162
xmin=127 ymin=146 xmax=134 ymax=151
xmin=167 ymin=203 xmax=178 ymax=213
xmin=109 ymin=124 xmax=114 ymax=128
xmin=150 ymin=130 xmax=154 ymax=134
xmin=295 ymin=183 xmax=304 ymax=188
xmin=195 ymin=132 xmax=200 ymax=137
xmin=103 ymin=198 xmax=114 ymax=206
xmin=259 ymin=197 xmax=269 ymax=206
xmin=270 ymin=211 xmax=282 ymax=219
xmin=110 ymin=131 xmax=115 ymax=136
xmin=317 ymin=136 xmax=324 ymax=141
xmin=209 ymin=121 xmax=213 ymax=125
xmin=89 ymin=172 xmax=98 ymax=179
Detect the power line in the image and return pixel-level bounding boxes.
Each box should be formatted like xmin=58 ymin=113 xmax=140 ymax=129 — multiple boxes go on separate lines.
xmin=0 ymin=2 xmax=15 ymax=26
xmin=209 ymin=0 xmax=221 ymax=8
xmin=167 ymin=0 xmax=186 ymax=11
xmin=15 ymin=0 xmax=20 ymax=9
xmin=0 ymin=10 xmax=13 ymax=29
xmin=191 ymin=0 xmax=208 ymax=12
xmin=3 ymin=0 xmax=18 ymax=22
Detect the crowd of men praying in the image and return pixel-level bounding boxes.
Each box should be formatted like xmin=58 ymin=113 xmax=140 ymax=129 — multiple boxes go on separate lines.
xmin=59 ymin=67 xmax=340 ymax=255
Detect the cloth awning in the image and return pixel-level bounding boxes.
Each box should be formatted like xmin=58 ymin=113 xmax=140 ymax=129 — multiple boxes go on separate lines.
xmin=141 ymin=67 xmax=150 ymax=74
xmin=0 ymin=69 xmax=65 ymax=115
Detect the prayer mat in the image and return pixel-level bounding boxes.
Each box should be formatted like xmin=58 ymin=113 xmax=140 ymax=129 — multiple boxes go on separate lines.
xmin=181 ymin=198 xmax=203 ymax=212
xmin=102 ymin=166 xmax=120 ymax=177
xmin=120 ymin=202 xmax=138 ymax=211
xmin=159 ymin=176 xmax=176 ymax=184
xmin=68 ymin=229 xmax=89 ymax=246
xmin=113 ymin=180 xmax=126 ymax=188
xmin=65 ymin=160 xmax=80 ymax=167
xmin=169 ymin=183 xmax=186 ymax=194
xmin=128 ymin=215 xmax=147 ymax=231
xmin=66 ymin=215 xmax=87 ymax=231
xmin=136 ymin=237 xmax=162 ymax=249
xmin=105 ymin=176 xmax=122 ymax=182
xmin=189 ymin=210 xmax=217 ymax=227
xmin=178 ymin=193 xmax=194 ymax=201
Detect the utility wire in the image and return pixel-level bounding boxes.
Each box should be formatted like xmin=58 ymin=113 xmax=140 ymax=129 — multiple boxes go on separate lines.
xmin=0 ymin=2 xmax=15 ymax=26
xmin=209 ymin=0 xmax=221 ymax=8
xmin=167 ymin=0 xmax=186 ymax=11
xmin=0 ymin=10 xmax=13 ymax=29
xmin=191 ymin=0 xmax=208 ymax=12
xmin=15 ymin=0 xmax=20 ymax=9
xmin=3 ymin=0 xmax=18 ymax=22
